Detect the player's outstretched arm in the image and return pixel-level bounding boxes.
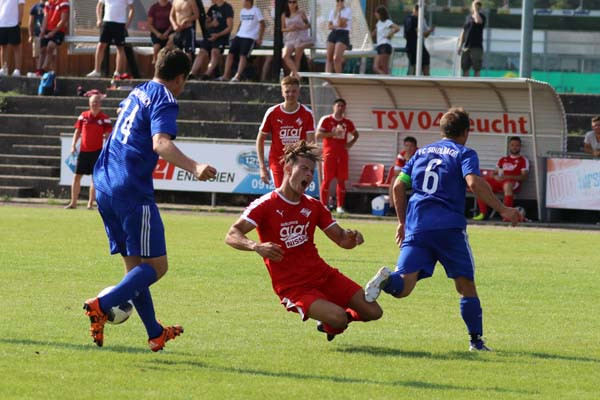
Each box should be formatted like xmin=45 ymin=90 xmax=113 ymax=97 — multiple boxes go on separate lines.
xmin=465 ymin=173 xmax=522 ymax=226
xmin=225 ymin=219 xmax=284 ymax=261
xmin=153 ymin=133 xmax=216 ymax=181
xmin=323 ymin=224 xmax=364 ymax=249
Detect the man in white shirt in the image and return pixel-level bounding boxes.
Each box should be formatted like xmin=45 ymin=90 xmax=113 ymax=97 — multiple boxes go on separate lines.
xmin=217 ymin=0 xmax=264 ymax=82
xmin=0 ymin=0 xmax=25 ymax=77
xmin=87 ymin=0 xmax=134 ymax=79
xmin=325 ymin=0 xmax=352 ymax=73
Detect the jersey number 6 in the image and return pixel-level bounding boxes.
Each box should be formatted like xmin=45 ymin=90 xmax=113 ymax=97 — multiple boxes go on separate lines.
xmin=422 ymin=158 xmax=442 ymax=194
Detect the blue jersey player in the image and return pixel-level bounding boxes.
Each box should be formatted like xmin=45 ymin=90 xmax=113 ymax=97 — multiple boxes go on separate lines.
xmin=364 ymin=107 xmax=522 ymax=351
xmin=84 ymin=47 xmax=217 ymax=351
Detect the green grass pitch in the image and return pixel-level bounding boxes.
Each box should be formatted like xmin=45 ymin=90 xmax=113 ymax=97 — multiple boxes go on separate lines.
xmin=0 ymin=204 xmax=598 ymax=399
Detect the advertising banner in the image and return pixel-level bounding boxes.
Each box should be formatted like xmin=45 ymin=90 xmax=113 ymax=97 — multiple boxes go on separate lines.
xmin=60 ymin=137 xmax=320 ymax=197
xmin=546 ymin=158 xmax=600 ymax=210
xmin=371 ymin=109 xmax=531 ymax=135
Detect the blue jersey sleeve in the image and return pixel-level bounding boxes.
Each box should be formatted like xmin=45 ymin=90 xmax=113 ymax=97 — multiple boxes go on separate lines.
xmin=150 ymin=102 xmax=178 ymax=139
xmin=461 ymin=148 xmax=480 ymax=177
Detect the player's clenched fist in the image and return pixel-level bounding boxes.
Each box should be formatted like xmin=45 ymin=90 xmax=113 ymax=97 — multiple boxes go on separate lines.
xmin=195 ymin=164 xmax=217 ymax=181
xmin=254 ymin=242 xmax=284 ymax=262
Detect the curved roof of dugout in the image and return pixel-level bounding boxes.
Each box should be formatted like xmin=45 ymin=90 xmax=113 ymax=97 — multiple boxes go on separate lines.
xmin=302 ymin=73 xmax=568 ymax=221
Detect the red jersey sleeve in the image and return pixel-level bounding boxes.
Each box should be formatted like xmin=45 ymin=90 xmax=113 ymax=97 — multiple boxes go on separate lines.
xmin=74 ymin=112 xmax=85 ymax=130
xmin=315 ymin=199 xmax=336 ymax=231
xmin=100 ymin=113 xmax=113 ymax=134
xmin=345 ymin=118 xmax=356 ymax=133
xmin=241 ymin=194 xmax=270 ymax=227
xmin=259 ymin=105 xmax=275 ymax=135
xmin=304 ymin=108 xmax=315 ymax=134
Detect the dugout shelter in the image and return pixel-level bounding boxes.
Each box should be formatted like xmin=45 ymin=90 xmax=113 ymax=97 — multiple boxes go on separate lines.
xmin=303 ymin=73 xmax=567 ymax=221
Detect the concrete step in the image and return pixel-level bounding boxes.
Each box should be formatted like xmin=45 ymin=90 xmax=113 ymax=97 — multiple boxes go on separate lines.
xmin=0 ymin=133 xmax=59 ymax=152
xmin=11 ymin=144 xmax=61 ymax=156
xmin=0 ymin=153 xmax=60 ymax=166
xmin=0 ymin=186 xmax=35 ymax=198
xmin=0 ymin=164 xmax=60 ymax=177
xmin=44 ymin=125 xmax=74 ymax=136
xmin=0 ymin=174 xmax=60 ymax=195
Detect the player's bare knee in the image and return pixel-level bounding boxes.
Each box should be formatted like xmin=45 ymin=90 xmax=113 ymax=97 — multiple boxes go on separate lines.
xmin=328 ymin=309 xmax=349 ymax=329
xmin=364 ymin=303 xmax=383 ymax=321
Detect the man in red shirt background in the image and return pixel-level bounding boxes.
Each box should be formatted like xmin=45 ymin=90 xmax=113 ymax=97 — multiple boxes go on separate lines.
xmin=65 ymin=93 xmax=112 ymax=209
xmin=256 ymin=75 xmax=315 ymax=188
xmin=388 ymin=136 xmax=417 ymax=212
xmin=316 ymin=98 xmax=359 ymax=214
xmin=39 ymin=0 xmax=69 ymax=74
xmin=226 ymin=141 xmax=382 ymax=341
xmin=474 ymin=136 xmax=529 ymax=221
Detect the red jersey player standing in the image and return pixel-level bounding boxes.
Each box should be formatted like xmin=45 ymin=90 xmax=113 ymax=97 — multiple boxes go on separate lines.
xmin=226 ymin=141 xmax=382 ymax=341
xmin=65 ymin=93 xmax=112 ymax=209
xmin=474 ymin=136 xmax=529 ymax=221
xmin=316 ymin=98 xmax=359 ymax=214
xmin=256 ymin=75 xmax=315 ymax=188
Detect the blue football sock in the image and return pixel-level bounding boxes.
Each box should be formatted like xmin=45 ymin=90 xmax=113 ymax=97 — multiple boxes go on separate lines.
xmin=460 ymin=297 xmax=483 ymax=337
xmin=132 ymin=288 xmax=163 ymax=339
xmin=382 ymin=271 xmax=405 ymax=296
xmin=98 ymin=263 xmax=158 ymax=312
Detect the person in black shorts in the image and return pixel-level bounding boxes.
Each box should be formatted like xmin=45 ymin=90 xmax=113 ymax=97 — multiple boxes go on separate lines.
xmin=147 ymin=0 xmax=173 ymax=65
xmin=458 ymin=0 xmax=485 ymax=77
xmin=189 ymin=0 xmax=233 ymax=79
xmin=170 ymin=0 xmax=199 ymax=59
xmin=39 ymin=0 xmax=69 ymax=74
xmin=0 ymin=0 xmax=24 ymax=77
xmin=403 ymin=4 xmax=434 ymax=76
xmin=325 ymin=0 xmax=352 ymax=73
xmin=86 ymin=0 xmax=134 ymax=78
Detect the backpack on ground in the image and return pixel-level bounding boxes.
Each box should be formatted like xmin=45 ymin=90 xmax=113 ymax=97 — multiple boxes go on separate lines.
xmin=38 ymin=71 xmax=56 ymax=96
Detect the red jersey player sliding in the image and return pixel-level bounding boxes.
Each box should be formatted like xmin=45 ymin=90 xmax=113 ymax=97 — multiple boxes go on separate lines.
xmin=473 ymin=136 xmax=529 ymax=221
xmin=226 ymin=141 xmax=383 ymax=341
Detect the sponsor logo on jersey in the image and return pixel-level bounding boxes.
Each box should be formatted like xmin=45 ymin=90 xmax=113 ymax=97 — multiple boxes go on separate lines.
xmin=276 ymin=209 xmax=284 ymax=217
xmin=279 ymin=127 xmax=303 ymax=145
xmin=300 ymin=208 xmax=311 ymax=217
xmin=279 ymin=220 xmax=310 ymax=248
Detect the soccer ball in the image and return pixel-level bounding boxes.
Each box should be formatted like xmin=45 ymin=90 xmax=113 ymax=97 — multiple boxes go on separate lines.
xmin=515 ymin=206 xmax=526 ymax=218
xmin=98 ymin=286 xmax=134 ymax=325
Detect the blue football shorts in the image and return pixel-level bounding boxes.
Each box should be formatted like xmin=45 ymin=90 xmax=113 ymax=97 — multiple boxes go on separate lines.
xmin=396 ymin=228 xmax=475 ymax=281
xmin=96 ymin=190 xmax=166 ymax=258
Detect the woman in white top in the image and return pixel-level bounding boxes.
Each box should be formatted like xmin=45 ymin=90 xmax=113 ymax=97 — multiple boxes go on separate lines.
xmin=372 ymin=5 xmax=399 ymax=75
xmin=326 ymin=0 xmax=352 ymax=73
xmin=281 ymin=0 xmax=313 ymax=78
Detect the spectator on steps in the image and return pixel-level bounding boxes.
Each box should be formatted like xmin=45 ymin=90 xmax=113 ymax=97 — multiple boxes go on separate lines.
xmin=583 ymin=115 xmax=600 ymax=157
xmin=38 ymin=0 xmax=69 ymax=74
xmin=281 ymin=0 xmax=312 ymax=79
xmin=170 ymin=0 xmax=200 ymax=61
xmin=0 ymin=0 xmax=25 ymax=77
xmin=65 ymin=94 xmax=112 ymax=210
xmin=147 ymin=0 xmax=173 ymax=65
xmin=403 ymin=4 xmax=434 ymax=76
xmin=326 ymin=0 xmax=352 ymax=73
xmin=372 ymin=5 xmax=399 ymax=75
xmin=86 ymin=0 xmax=134 ymax=79
xmin=27 ymin=0 xmax=44 ymax=77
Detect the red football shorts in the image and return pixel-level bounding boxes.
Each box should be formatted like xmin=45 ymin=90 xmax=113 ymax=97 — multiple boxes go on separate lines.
xmin=278 ymin=267 xmax=362 ymax=321
xmin=323 ymin=152 xmax=348 ymax=182
xmin=270 ymin=163 xmax=284 ymax=188
xmin=484 ymin=176 xmax=521 ymax=193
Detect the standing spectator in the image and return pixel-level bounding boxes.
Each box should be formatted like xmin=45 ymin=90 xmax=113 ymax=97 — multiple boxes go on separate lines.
xmin=189 ymin=0 xmax=233 ymax=80
xmin=473 ymin=136 xmax=529 ymax=221
xmin=225 ymin=141 xmax=383 ymax=342
xmin=170 ymin=0 xmax=199 ymax=60
xmin=281 ymin=0 xmax=312 ymax=79
xmin=84 ymin=48 xmax=217 ymax=350
xmin=27 ymin=0 xmax=44 ymax=77
xmin=217 ymin=0 xmax=264 ymax=82
xmin=0 ymin=0 xmax=24 ymax=77
xmin=458 ymin=0 xmax=485 ymax=77
xmin=86 ymin=0 xmax=134 ymax=78
xmin=256 ymin=75 xmax=315 ymax=188
xmin=317 ymin=98 xmax=359 ymax=214
xmin=372 ymin=5 xmax=399 ymax=75
xmin=65 ymin=94 xmax=112 ymax=210
xmin=583 ymin=115 xmax=600 ymax=157
xmin=325 ymin=0 xmax=352 ymax=73
xmin=364 ymin=107 xmax=523 ymax=352
xmin=147 ymin=0 xmax=173 ymax=65
xmin=389 ymin=136 xmax=417 ymax=211
xmin=39 ymin=0 xmax=69 ymax=74
xmin=403 ymin=4 xmax=434 ymax=76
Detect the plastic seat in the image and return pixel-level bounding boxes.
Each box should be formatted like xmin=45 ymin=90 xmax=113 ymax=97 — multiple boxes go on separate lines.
xmin=376 ymin=166 xmax=396 ymax=188
xmin=353 ymin=163 xmax=385 ymax=187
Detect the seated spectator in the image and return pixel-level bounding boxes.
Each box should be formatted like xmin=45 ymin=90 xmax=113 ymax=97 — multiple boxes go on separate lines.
xmin=170 ymin=0 xmax=199 ymax=61
xmin=583 ymin=115 xmax=600 ymax=157
xmin=27 ymin=0 xmax=44 ymax=77
xmin=86 ymin=0 xmax=134 ymax=78
xmin=65 ymin=94 xmax=112 ymax=210
xmin=372 ymin=5 xmax=399 ymax=75
xmin=326 ymin=0 xmax=352 ymax=73
xmin=39 ymin=0 xmax=68 ymax=74
xmin=389 ymin=136 xmax=417 ymax=211
xmin=189 ymin=0 xmax=233 ymax=80
xmin=281 ymin=0 xmax=312 ymax=78
xmin=0 ymin=0 xmax=24 ymax=77
xmin=217 ymin=0 xmax=264 ymax=82
xmin=147 ymin=0 xmax=173 ymax=65
xmin=473 ymin=136 xmax=529 ymax=221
